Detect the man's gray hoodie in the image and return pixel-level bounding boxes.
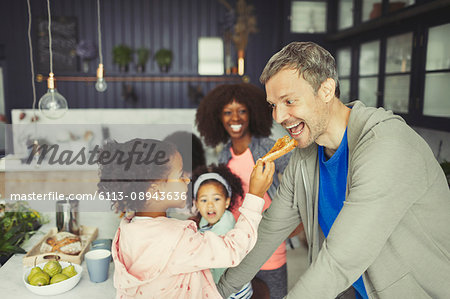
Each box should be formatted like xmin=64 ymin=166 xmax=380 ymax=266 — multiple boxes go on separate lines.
xmin=218 ymin=101 xmax=450 ymax=299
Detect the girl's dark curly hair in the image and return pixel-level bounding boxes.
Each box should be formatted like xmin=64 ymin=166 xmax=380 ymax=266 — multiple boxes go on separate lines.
xmin=163 ymin=131 xmax=206 ymax=173
xmin=195 ymin=83 xmax=273 ymax=147
xmin=97 ymin=138 xmax=177 ymax=213
xmin=192 ymin=163 xmax=243 ymax=212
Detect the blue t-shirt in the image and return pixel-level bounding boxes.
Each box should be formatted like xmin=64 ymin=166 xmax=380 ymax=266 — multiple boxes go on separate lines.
xmin=318 ymin=129 xmax=368 ymax=299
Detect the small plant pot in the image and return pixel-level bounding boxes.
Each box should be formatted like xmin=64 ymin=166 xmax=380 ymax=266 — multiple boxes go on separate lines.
xmin=119 ymin=64 xmax=129 ymax=72
xmin=136 ymin=64 xmax=145 ymax=73
xmin=82 ymin=60 xmax=90 ymax=73
xmin=158 ymin=64 xmax=170 ymax=73
xmin=154 ymin=48 xmax=173 ymax=73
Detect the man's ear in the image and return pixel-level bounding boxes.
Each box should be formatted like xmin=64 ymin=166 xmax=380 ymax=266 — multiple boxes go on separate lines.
xmin=318 ymin=78 xmax=335 ymax=104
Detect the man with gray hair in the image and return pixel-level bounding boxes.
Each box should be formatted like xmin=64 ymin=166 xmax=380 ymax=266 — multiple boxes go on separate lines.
xmin=217 ymin=41 xmax=450 ymax=298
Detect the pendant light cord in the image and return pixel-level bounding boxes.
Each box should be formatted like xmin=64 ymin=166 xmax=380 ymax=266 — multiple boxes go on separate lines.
xmin=97 ymin=0 xmax=103 ymax=65
xmin=47 ymin=0 xmax=53 ymax=74
xmin=26 ymin=0 xmax=37 ymax=114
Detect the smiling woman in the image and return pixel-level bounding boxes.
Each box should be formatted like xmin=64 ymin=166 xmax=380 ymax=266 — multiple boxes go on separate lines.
xmin=221 ymin=101 xmax=250 ymax=150
xmin=195 ymin=83 xmax=293 ymax=298
xmin=195 ymin=83 xmax=272 ymax=148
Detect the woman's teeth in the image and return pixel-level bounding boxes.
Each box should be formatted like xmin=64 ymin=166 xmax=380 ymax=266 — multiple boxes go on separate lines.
xmin=230 ymin=125 xmax=242 ymax=132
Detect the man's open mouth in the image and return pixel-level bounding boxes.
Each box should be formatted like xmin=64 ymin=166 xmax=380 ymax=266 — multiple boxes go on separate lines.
xmin=286 ymin=122 xmax=305 ymax=136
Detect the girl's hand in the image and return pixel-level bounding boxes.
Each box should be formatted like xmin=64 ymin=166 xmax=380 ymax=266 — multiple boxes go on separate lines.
xmin=249 ymin=159 xmax=275 ymax=198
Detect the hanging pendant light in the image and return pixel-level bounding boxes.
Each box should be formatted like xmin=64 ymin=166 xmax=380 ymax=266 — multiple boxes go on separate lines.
xmin=95 ymin=0 xmax=107 ymax=92
xmin=95 ymin=63 xmax=107 ymax=92
xmin=26 ymin=0 xmax=40 ymax=157
xmin=38 ymin=0 xmax=68 ymax=119
xmin=39 ymin=72 xmax=68 ymax=119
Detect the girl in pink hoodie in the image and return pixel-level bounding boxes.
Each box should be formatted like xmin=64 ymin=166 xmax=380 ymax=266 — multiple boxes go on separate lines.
xmin=97 ymin=138 xmax=274 ymax=299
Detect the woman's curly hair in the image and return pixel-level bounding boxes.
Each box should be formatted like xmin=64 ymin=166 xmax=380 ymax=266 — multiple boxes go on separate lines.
xmin=195 ymin=83 xmax=273 ymax=147
xmin=97 ymin=138 xmax=177 ymax=213
xmin=192 ymin=163 xmax=243 ymax=212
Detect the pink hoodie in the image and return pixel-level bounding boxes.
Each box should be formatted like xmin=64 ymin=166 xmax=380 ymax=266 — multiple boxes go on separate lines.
xmin=112 ymin=194 xmax=264 ymax=299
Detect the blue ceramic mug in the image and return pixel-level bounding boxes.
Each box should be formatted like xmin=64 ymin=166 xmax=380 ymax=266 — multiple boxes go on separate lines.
xmin=85 ymin=249 xmax=111 ymax=283
xmin=91 ymin=239 xmax=112 ymax=251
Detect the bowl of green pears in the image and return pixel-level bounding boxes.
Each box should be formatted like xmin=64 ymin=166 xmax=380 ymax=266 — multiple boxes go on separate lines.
xmin=23 ymin=260 xmax=82 ymax=295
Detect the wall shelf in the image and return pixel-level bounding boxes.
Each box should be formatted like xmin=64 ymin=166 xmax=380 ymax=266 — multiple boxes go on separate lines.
xmin=35 ymin=74 xmax=246 ymax=83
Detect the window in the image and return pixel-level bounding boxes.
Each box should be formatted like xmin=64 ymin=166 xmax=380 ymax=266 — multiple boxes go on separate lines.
xmin=358 ymin=40 xmax=380 ymax=107
xmin=338 ymin=0 xmax=353 ymax=30
xmin=384 ymin=32 xmax=413 ymax=114
xmin=198 ymin=37 xmax=224 ymax=75
xmin=423 ymin=23 xmax=450 ymax=117
xmin=290 ymin=1 xmax=327 ymax=33
xmin=336 ymin=47 xmax=352 ymax=103
xmin=362 ymin=0 xmax=382 ymax=21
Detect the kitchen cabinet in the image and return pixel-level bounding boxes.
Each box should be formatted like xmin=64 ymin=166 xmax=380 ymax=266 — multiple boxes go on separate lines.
xmin=331 ymin=0 xmax=450 ymax=131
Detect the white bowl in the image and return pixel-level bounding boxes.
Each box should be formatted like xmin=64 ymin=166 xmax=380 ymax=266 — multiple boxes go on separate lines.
xmin=23 ymin=261 xmax=83 ymax=296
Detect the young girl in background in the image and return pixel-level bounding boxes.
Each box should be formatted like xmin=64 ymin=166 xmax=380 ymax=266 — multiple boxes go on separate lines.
xmin=196 ymin=83 xmax=292 ymax=298
xmin=192 ymin=164 xmax=254 ymax=298
xmin=98 ymin=138 xmax=274 ymax=299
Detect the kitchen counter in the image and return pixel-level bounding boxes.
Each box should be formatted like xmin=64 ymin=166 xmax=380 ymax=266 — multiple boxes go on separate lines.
xmin=0 ymin=211 xmax=121 ymax=299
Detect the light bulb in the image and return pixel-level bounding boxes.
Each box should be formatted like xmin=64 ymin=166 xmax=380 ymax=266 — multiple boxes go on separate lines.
xmin=95 ymin=63 xmax=107 ymax=92
xmin=38 ymin=73 xmax=68 ymax=119
xmin=95 ymin=77 xmax=107 ymax=92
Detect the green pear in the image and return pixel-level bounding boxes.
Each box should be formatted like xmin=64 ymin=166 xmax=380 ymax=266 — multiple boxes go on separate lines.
xmin=50 ymin=273 xmax=69 ymax=284
xmin=61 ymin=265 xmax=77 ymax=278
xmin=27 ymin=266 xmax=43 ymax=283
xmin=29 ymin=272 xmax=50 ymax=286
xmin=43 ymin=260 xmax=62 ymax=277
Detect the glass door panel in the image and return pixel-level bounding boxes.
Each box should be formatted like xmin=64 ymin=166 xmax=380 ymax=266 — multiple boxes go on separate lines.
xmin=337 ymin=48 xmax=351 ymax=77
xmin=359 ymin=40 xmax=380 ymax=75
xmin=338 ymin=0 xmax=353 ymax=30
xmin=363 ymin=0 xmax=382 ymax=21
xmin=388 ymin=0 xmax=415 ymax=13
xmin=339 ymin=79 xmax=351 ymax=103
xmin=291 ymin=1 xmax=327 ymax=33
xmin=384 ymin=75 xmax=410 ymax=113
xmin=426 ymin=23 xmax=450 ymax=71
xmin=384 ymin=32 xmax=412 ymax=114
xmin=423 ymin=73 xmax=450 ymax=117
xmin=424 ymin=22 xmax=450 ymax=118
xmin=386 ymin=32 xmax=413 ymax=73
xmin=358 ymin=77 xmax=378 ymax=107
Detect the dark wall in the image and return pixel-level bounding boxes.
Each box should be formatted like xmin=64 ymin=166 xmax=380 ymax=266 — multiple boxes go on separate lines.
xmin=0 ymin=0 xmax=288 ymax=120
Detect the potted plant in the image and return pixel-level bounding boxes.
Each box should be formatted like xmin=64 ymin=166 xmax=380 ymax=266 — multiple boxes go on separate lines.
xmin=0 ymin=201 xmax=46 ymax=265
xmin=75 ymin=40 xmax=97 ymax=73
xmin=154 ymin=48 xmax=173 ymax=73
xmin=136 ymin=47 xmax=150 ymax=73
xmin=112 ymin=44 xmax=133 ymax=72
